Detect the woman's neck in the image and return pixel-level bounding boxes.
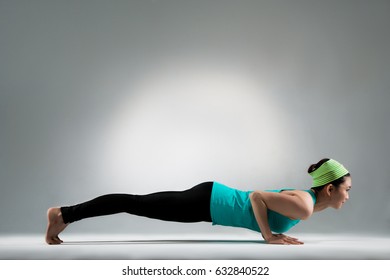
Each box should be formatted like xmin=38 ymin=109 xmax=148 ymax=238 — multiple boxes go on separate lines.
xmin=311 ymin=189 xmax=330 ymax=212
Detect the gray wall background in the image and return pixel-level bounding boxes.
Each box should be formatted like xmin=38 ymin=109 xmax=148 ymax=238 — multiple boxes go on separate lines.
xmin=1 ymin=0 xmax=389 ymax=236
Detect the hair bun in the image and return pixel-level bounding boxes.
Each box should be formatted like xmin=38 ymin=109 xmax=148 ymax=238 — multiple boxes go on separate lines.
xmin=307 ymin=164 xmax=317 ymax=174
xmin=307 ymin=158 xmax=330 ymax=174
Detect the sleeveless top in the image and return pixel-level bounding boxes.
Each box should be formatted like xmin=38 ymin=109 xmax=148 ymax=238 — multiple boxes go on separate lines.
xmin=209 ymin=182 xmax=316 ymax=234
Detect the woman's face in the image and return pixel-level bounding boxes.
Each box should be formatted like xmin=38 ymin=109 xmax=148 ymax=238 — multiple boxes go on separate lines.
xmin=330 ymin=176 xmax=352 ymax=209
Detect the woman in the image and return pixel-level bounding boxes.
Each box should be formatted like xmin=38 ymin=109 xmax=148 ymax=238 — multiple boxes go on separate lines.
xmin=45 ymin=158 xmax=351 ymax=245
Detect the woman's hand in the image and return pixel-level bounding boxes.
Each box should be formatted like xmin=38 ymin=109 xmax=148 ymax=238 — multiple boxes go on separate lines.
xmin=265 ymin=234 xmax=304 ymax=245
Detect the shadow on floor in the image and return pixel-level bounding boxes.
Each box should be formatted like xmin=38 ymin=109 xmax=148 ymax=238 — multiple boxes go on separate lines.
xmin=62 ymin=239 xmax=266 ymax=245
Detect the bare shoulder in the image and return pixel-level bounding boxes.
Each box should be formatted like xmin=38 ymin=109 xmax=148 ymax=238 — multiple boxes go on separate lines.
xmin=281 ymin=189 xmax=313 ymax=200
xmin=281 ymin=190 xmax=314 ymax=218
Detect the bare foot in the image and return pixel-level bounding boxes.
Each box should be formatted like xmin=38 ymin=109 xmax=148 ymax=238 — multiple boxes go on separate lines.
xmin=45 ymin=207 xmax=68 ymax=245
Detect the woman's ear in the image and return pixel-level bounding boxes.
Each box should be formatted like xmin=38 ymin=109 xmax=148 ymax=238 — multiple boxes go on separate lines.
xmin=325 ymin=184 xmax=333 ymax=196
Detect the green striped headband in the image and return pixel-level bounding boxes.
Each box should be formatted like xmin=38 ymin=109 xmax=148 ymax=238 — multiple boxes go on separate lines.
xmin=310 ymin=159 xmax=349 ymax=187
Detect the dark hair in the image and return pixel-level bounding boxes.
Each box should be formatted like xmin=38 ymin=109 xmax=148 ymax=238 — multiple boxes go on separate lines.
xmin=308 ymin=158 xmax=351 ymax=193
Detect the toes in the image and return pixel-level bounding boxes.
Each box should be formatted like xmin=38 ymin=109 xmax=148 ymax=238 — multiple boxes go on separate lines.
xmin=46 ymin=237 xmax=61 ymax=245
xmin=55 ymin=236 xmax=64 ymax=243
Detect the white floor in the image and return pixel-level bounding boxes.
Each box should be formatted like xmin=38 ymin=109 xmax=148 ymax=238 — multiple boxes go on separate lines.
xmin=1 ymin=233 xmax=390 ymax=260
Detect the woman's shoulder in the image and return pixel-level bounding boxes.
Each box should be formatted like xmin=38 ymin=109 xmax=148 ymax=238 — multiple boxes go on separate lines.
xmin=280 ymin=189 xmax=315 ymax=217
xmin=280 ymin=189 xmax=314 ymax=201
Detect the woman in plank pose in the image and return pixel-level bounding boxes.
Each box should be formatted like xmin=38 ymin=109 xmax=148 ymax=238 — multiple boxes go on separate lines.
xmin=46 ymin=158 xmax=351 ymax=245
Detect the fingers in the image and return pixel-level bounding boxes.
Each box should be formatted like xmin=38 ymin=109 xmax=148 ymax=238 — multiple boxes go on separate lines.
xmin=286 ymin=238 xmax=303 ymax=245
xmin=283 ymin=234 xmax=303 ymax=245
xmin=279 ymin=234 xmax=303 ymax=244
xmin=268 ymin=234 xmax=304 ymax=245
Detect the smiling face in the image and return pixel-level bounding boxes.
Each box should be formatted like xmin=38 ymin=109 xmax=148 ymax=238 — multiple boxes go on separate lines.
xmin=330 ymin=176 xmax=352 ymax=209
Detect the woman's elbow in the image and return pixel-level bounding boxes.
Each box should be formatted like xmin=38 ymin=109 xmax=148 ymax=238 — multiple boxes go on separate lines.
xmin=249 ymin=191 xmax=262 ymax=202
xmin=249 ymin=191 xmax=267 ymax=208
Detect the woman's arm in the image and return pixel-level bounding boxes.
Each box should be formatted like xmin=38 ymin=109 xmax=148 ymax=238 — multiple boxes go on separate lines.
xmin=249 ymin=190 xmax=313 ymax=245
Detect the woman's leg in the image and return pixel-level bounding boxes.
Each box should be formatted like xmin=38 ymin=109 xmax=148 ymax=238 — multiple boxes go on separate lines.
xmin=45 ymin=182 xmax=213 ymax=244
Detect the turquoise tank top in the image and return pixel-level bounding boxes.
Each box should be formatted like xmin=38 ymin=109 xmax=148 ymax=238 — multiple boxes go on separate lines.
xmin=209 ymin=182 xmax=316 ymax=234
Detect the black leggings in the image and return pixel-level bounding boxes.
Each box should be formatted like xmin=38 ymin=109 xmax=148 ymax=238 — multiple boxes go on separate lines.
xmin=61 ymin=182 xmax=213 ymax=224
